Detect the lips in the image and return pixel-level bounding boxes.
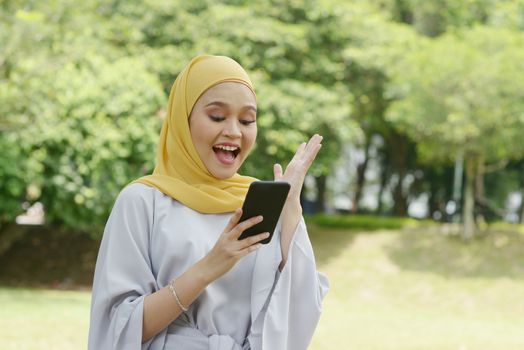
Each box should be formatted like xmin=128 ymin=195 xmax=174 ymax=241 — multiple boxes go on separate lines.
xmin=212 ymin=143 xmax=241 ymax=165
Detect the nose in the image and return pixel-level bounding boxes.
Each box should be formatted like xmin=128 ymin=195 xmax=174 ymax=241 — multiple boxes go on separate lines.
xmin=223 ymin=118 xmax=242 ymax=138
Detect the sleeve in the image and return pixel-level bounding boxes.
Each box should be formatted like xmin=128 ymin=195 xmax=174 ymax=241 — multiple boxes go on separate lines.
xmin=248 ymin=217 xmax=330 ymax=350
xmin=88 ymin=184 xmax=167 ymax=350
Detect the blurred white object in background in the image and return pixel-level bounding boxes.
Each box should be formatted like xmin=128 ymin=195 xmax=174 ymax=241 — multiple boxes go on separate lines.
xmin=15 ymin=202 xmax=44 ymax=225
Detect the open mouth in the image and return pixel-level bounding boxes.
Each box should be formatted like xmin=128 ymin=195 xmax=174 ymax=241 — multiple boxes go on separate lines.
xmin=212 ymin=145 xmax=241 ymax=164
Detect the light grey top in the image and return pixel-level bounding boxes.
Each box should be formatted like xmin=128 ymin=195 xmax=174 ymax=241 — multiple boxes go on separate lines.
xmin=88 ymin=183 xmax=329 ymax=350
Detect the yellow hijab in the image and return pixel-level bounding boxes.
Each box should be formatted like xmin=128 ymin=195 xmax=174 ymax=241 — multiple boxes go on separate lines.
xmin=133 ymin=55 xmax=258 ymax=213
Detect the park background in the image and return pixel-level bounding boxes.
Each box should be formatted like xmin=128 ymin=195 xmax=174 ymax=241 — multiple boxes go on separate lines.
xmin=1 ymin=0 xmax=524 ymax=349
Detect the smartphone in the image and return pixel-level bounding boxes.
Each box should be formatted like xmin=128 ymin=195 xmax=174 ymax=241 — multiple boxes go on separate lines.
xmin=237 ymin=181 xmax=291 ymax=244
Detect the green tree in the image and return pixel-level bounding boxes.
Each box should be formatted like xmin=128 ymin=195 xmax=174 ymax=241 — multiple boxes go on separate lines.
xmin=123 ymin=0 xmax=361 ymax=210
xmin=387 ymin=27 xmax=524 ymax=237
xmin=1 ymin=0 xmax=362 ymax=239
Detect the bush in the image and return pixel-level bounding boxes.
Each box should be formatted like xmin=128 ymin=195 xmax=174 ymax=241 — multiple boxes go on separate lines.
xmin=0 ymin=54 xmax=166 ymax=236
xmin=308 ymin=214 xmax=428 ymax=230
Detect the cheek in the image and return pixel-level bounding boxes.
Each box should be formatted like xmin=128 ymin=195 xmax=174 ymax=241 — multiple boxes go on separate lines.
xmin=244 ymin=128 xmax=257 ymax=149
xmin=191 ymin=120 xmax=216 ymax=148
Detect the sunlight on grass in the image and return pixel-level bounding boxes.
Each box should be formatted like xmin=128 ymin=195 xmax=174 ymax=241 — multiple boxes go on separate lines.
xmin=309 ymin=226 xmax=524 ymax=350
xmin=0 ymin=288 xmax=90 ymax=350
xmin=1 ymin=226 xmax=524 ymax=349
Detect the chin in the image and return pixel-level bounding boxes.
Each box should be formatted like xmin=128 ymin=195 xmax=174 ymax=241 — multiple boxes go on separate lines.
xmin=211 ymin=171 xmax=237 ymax=180
xmin=210 ymin=162 xmax=243 ymax=179
xmin=208 ymin=155 xmax=245 ymax=179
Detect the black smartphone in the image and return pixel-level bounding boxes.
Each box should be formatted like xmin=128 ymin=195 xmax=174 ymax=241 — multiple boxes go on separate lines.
xmin=237 ymin=181 xmax=291 ymax=244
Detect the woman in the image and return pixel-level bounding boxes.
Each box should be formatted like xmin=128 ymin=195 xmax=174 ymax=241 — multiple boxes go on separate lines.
xmin=88 ymin=55 xmax=329 ymax=350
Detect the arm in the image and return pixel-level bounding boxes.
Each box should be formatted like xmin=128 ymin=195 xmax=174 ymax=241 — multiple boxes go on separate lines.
xmin=274 ymin=134 xmax=322 ymax=271
xmin=142 ymin=260 xmax=210 ymax=342
xmin=277 ymin=200 xmax=302 ymax=271
xmin=89 ymin=185 xmax=159 ymax=350
xmin=142 ymin=208 xmax=269 ymax=343
xmin=248 ymin=215 xmax=330 ymax=350
xmin=89 ymin=185 xmax=269 ymax=348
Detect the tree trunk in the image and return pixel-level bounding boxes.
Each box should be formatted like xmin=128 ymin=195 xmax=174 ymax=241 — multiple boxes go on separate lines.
xmin=352 ymin=136 xmax=371 ymax=213
xmin=392 ymin=174 xmax=408 ymax=216
xmin=376 ymin=159 xmax=389 ymax=215
xmin=463 ymin=154 xmax=480 ymax=240
xmin=388 ymin=132 xmax=409 ymax=216
xmin=474 ymin=154 xmax=485 ymax=226
xmin=452 ymin=152 xmax=464 ymax=222
xmin=520 ymin=185 xmax=524 ymax=224
xmin=314 ymin=175 xmax=327 ymax=213
xmin=519 ymin=162 xmax=524 ymax=224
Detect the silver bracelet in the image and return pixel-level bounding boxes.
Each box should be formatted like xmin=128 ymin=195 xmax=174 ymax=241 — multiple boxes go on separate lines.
xmin=169 ymin=279 xmax=188 ymax=312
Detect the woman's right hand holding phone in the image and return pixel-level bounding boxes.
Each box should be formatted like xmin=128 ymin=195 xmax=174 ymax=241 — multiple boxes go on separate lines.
xmin=200 ymin=208 xmax=269 ymax=281
xmin=144 ymin=210 xmax=268 ymax=342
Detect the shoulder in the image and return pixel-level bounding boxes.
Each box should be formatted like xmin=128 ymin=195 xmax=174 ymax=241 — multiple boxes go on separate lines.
xmin=113 ymin=183 xmax=158 ymax=213
xmin=104 ymin=183 xmax=159 ymax=237
xmin=100 ymin=184 xmax=157 ymax=256
xmin=118 ymin=182 xmax=156 ymax=200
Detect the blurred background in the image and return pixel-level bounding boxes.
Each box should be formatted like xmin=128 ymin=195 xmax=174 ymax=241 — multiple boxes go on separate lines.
xmin=1 ymin=0 xmax=524 ymax=349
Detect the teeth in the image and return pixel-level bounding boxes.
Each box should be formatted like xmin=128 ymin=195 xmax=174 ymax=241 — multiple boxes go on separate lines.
xmin=215 ymin=145 xmax=239 ymax=152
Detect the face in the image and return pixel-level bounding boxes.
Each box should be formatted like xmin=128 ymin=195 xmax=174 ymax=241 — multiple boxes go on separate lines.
xmin=189 ymin=82 xmax=257 ymax=179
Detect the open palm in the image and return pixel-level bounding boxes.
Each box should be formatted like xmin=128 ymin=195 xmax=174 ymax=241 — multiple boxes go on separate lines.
xmin=273 ymin=134 xmax=323 ymax=203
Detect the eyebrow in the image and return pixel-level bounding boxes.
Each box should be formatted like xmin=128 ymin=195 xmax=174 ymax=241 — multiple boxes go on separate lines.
xmin=205 ymin=101 xmax=257 ymax=113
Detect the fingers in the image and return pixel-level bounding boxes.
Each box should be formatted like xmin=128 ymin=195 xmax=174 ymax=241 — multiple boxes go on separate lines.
xmin=239 ymin=242 xmax=264 ymax=256
xmin=275 ymin=134 xmax=323 ymax=186
xmin=302 ymin=134 xmax=322 ymax=163
xmin=273 ymin=163 xmax=283 ymax=180
xmin=305 ymin=134 xmax=323 ymax=154
xmin=290 ymin=134 xmax=323 ymax=168
xmin=307 ymin=139 xmax=322 ymax=163
xmin=228 ymin=215 xmax=264 ymax=240
xmin=292 ymin=142 xmax=307 ymax=160
xmin=238 ymin=231 xmax=270 ymax=249
xmin=298 ymin=141 xmax=307 ymax=154
xmin=296 ymin=134 xmax=322 ymax=159
xmin=223 ymin=208 xmax=243 ymax=233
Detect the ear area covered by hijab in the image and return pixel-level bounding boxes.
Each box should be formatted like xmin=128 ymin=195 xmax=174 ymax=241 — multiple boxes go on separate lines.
xmin=132 ymin=55 xmax=258 ymax=214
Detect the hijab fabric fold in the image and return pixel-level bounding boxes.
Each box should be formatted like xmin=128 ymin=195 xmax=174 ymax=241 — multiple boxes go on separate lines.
xmin=133 ymin=55 xmax=257 ymax=213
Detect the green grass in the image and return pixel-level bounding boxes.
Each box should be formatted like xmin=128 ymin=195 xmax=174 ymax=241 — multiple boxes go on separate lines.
xmin=0 ymin=288 xmax=90 ymax=350
xmin=309 ymin=225 xmax=524 ymax=350
xmin=1 ymin=224 xmax=524 ymax=349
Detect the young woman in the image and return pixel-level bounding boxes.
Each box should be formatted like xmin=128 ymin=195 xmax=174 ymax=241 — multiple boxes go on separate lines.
xmin=88 ymin=55 xmax=329 ymax=350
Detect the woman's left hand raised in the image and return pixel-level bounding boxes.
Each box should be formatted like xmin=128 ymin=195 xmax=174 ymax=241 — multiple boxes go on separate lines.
xmin=273 ymin=134 xmax=323 ymax=205
xmin=273 ymin=134 xmax=322 ymax=269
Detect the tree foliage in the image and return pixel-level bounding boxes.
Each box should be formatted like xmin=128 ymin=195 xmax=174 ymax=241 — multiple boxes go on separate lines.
xmin=2 ymin=0 xmax=524 ymax=240
xmin=0 ymin=0 xmax=360 ymax=235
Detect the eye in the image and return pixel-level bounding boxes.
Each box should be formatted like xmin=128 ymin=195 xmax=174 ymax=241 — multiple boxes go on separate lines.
xmin=209 ymin=115 xmax=225 ymax=122
xmin=240 ymin=120 xmax=256 ymax=126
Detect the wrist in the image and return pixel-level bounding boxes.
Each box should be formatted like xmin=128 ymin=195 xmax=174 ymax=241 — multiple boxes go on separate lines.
xmin=284 ymin=199 xmax=302 ymax=214
xmin=192 ymin=259 xmax=216 ymax=286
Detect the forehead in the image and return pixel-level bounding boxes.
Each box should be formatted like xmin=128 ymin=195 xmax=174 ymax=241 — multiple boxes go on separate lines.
xmin=197 ymin=82 xmax=256 ymax=107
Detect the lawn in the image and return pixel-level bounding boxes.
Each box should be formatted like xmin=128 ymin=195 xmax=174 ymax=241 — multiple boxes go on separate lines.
xmin=0 ymin=288 xmax=90 ymax=349
xmin=1 ymin=224 xmax=523 ymax=349
xmin=309 ymin=224 xmax=524 ymax=350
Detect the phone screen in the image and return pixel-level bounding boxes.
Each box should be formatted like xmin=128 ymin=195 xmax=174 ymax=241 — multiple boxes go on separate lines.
xmin=237 ymin=181 xmax=290 ymax=244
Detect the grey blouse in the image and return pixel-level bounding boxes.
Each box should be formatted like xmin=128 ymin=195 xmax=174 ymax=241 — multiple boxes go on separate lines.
xmin=88 ymin=183 xmax=329 ymax=350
